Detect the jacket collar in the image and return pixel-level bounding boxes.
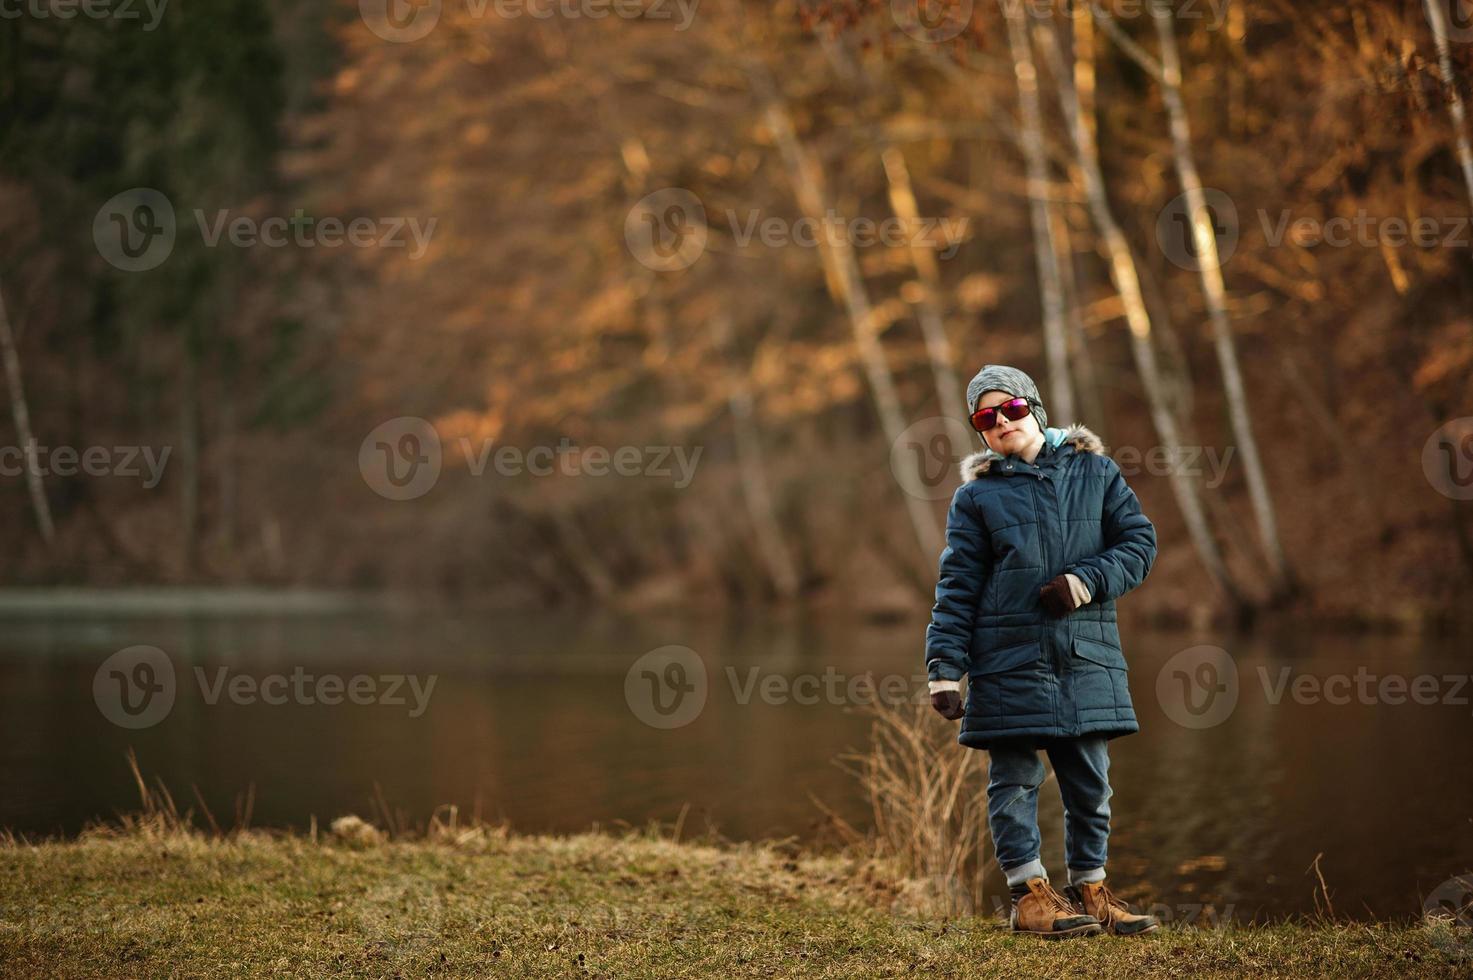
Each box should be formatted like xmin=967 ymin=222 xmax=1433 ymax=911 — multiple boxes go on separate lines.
xmin=958 ymin=424 xmax=1106 ymax=482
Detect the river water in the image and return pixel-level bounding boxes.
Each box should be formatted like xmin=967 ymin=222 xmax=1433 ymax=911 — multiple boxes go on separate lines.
xmin=1 ymin=606 xmax=1469 ymax=922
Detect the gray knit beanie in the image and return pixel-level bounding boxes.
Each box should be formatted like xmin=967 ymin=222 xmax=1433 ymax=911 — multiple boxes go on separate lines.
xmin=965 ymin=364 xmax=1048 ymax=430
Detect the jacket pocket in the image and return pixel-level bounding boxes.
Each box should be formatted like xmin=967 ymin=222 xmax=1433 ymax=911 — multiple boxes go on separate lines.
xmin=971 ymin=640 xmax=1044 ymax=677
xmin=1072 ymin=635 xmax=1128 ymax=671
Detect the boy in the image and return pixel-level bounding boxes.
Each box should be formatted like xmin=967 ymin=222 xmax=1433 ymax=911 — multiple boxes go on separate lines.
xmin=926 ymin=365 xmax=1159 ymax=940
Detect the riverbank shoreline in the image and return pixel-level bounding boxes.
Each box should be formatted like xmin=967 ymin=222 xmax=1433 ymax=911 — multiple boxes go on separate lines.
xmin=1 ymin=825 xmax=1464 ymax=978
xmin=0 ymin=585 xmax=1466 ymax=637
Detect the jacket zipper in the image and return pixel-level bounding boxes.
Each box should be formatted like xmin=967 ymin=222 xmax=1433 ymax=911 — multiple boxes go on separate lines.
xmin=1029 ymin=458 xmax=1070 ymax=730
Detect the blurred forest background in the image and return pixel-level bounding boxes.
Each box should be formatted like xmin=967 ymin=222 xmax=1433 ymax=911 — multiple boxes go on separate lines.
xmin=2 ymin=0 xmax=1471 ymax=627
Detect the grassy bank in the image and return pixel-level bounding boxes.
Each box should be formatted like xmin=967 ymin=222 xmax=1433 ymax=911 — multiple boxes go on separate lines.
xmin=1 ymin=824 xmax=1467 ymax=979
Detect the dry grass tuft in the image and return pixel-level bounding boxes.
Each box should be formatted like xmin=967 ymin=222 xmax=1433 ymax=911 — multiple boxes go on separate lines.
xmin=818 ymin=693 xmax=1020 ymax=918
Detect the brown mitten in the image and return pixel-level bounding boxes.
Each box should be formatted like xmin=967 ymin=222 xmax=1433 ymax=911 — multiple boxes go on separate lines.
xmin=1039 ymin=574 xmax=1077 ymax=618
xmin=930 ymin=689 xmax=964 ymax=720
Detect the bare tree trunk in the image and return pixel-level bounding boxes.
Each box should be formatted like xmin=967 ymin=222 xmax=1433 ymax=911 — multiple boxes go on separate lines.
xmin=1150 ymin=0 xmax=1292 ymax=598
xmin=548 ymin=508 xmax=615 ymax=601
xmin=178 ymin=343 xmax=200 ymax=576
xmin=216 ymin=385 xmax=238 ymax=557
xmin=879 ymin=146 xmax=968 ymax=418
xmin=711 ymin=313 xmax=802 ymax=600
xmin=1051 ymin=202 xmax=1107 ymax=431
xmin=1072 ymin=0 xmax=1098 ymax=162
xmin=1085 ymin=2 xmax=1290 ymax=597
xmin=1001 ymin=0 xmax=1076 ymax=423
xmin=1033 ymin=18 xmax=1245 ymax=609
xmin=1136 ymin=260 xmax=1194 ymax=424
xmin=0 ymin=279 xmax=55 ymax=546
xmin=1423 ymin=0 xmax=1473 ymax=206
xmin=1411 ymin=7 xmax=1473 ymax=595
xmin=754 ymin=71 xmax=944 ymax=564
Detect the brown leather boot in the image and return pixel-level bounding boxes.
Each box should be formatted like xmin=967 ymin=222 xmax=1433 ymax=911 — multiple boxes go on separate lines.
xmin=1009 ymin=877 xmax=1103 ymax=939
xmin=1066 ymin=880 xmax=1161 ymax=936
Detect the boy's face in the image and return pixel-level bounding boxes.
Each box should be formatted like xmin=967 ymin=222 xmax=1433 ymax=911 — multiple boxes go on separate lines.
xmin=978 ymin=389 xmax=1043 ymax=455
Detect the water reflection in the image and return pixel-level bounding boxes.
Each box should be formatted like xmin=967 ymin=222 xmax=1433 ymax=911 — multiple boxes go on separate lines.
xmin=0 ymin=610 xmax=1468 ymax=921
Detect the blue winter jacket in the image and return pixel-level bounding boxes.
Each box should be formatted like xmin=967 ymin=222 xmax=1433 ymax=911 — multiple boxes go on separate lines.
xmin=925 ymin=424 xmax=1157 ymax=749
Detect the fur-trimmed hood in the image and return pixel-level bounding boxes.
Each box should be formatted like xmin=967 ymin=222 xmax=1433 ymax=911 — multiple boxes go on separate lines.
xmin=958 ymin=424 xmax=1106 ymax=481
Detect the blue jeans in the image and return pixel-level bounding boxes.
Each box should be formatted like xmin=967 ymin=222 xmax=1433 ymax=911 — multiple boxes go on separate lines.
xmin=986 ymin=736 xmax=1111 ymax=886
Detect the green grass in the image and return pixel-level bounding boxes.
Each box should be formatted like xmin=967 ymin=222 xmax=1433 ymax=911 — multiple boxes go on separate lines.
xmin=1 ymin=825 xmax=1468 ymax=978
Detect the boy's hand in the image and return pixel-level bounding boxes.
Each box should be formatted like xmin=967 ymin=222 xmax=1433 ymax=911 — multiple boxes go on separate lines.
xmin=928 ymin=679 xmax=964 ymax=719
xmin=1040 ymin=573 xmax=1091 ymax=617
xmin=930 ymin=690 xmax=964 ymax=719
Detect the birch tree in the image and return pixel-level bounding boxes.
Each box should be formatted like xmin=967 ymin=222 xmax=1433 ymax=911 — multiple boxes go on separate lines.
xmin=879 ymin=145 xmax=968 ymax=420
xmin=1422 ymin=0 xmax=1473 ymax=207
xmin=1000 ymin=0 xmax=1076 ymax=424
xmin=711 ymin=313 xmax=802 ymax=600
xmin=749 ymin=66 xmax=945 ymax=565
xmin=1032 ymin=17 xmax=1244 ymax=608
xmin=0 ymin=279 xmax=54 ymax=547
xmin=1088 ymin=1 xmax=1292 ymax=598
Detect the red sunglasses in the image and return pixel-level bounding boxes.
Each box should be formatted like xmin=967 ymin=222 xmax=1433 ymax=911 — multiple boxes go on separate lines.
xmin=970 ymin=396 xmax=1032 ymax=433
